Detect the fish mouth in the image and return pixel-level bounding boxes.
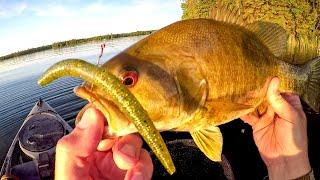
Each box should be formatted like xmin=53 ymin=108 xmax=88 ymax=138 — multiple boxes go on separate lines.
xmin=74 ymin=85 xmax=137 ymax=137
xmin=74 ymin=83 xmax=186 ymax=137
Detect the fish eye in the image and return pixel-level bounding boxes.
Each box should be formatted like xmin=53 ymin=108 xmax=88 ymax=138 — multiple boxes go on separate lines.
xmin=120 ymin=70 xmax=138 ymax=87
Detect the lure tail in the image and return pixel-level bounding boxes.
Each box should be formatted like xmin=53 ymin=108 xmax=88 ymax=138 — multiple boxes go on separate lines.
xmin=301 ymin=57 xmax=320 ymax=113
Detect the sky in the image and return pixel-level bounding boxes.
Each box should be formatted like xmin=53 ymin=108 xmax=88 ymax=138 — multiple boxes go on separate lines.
xmin=0 ymin=0 xmax=182 ymax=56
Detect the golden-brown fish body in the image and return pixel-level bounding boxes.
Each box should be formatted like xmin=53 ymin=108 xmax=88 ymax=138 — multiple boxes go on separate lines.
xmin=75 ymin=19 xmax=310 ymax=136
xmin=74 ymin=17 xmax=320 ymax=163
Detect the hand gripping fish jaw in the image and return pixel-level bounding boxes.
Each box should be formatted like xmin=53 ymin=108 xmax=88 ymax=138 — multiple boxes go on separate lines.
xmin=37 ymin=59 xmax=176 ymax=175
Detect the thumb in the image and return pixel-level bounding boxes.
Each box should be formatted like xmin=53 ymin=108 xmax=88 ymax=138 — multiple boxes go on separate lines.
xmin=57 ymin=108 xmax=105 ymax=157
xmin=267 ymin=77 xmax=295 ymax=118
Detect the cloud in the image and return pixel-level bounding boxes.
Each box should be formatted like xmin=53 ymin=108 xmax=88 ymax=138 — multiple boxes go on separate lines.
xmin=0 ymin=0 xmax=182 ymax=56
xmin=0 ymin=2 xmax=27 ymax=18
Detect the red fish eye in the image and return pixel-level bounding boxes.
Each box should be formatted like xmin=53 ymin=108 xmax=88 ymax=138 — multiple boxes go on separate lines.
xmin=121 ymin=71 xmax=138 ymax=87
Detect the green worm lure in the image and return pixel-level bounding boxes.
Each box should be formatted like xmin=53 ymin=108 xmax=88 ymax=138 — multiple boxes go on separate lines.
xmin=38 ymin=59 xmax=176 ymax=174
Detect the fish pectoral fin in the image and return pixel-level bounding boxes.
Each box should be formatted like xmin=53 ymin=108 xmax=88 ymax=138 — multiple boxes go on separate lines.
xmin=190 ymin=126 xmax=223 ymax=161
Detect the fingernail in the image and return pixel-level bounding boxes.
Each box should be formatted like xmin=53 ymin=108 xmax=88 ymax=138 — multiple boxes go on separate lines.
xmin=78 ymin=108 xmax=94 ymax=129
xmin=131 ymin=172 xmax=144 ymax=180
xmin=120 ymin=143 xmax=136 ymax=158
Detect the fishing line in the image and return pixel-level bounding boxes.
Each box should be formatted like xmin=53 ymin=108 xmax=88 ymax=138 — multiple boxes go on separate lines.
xmin=89 ymin=43 xmax=106 ymax=102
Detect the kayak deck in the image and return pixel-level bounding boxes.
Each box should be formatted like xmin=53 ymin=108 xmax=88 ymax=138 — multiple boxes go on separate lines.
xmin=0 ymin=99 xmax=73 ymax=180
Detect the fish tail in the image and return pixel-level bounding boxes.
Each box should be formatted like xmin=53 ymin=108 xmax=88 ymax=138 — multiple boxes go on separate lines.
xmin=301 ymin=57 xmax=320 ymax=112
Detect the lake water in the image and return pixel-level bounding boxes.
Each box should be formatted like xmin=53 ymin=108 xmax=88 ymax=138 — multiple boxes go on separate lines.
xmin=0 ymin=36 xmax=145 ymax=165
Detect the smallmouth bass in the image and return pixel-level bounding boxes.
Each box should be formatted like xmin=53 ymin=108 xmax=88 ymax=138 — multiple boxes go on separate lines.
xmin=38 ymin=5 xmax=320 ymax=175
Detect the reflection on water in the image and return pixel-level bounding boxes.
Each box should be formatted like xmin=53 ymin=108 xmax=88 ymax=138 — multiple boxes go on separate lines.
xmin=0 ymin=36 xmax=145 ymax=165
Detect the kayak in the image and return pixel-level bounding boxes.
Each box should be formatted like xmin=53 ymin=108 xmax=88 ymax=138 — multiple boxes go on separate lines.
xmin=0 ymin=99 xmax=73 ymax=180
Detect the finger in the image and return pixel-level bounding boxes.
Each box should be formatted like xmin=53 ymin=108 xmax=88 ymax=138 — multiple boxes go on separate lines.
xmin=97 ymin=125 xmax=118 ymax=151
xmin=97 ymin=138 xmax=117 ymax=151
xmin=251 ymin=108 xmax=274 ymax=133
xmin=267 ymin=77 xmax=295 ymax=118
xmin=240 ymin=113 xmax=259 ymax=126
xmin=124 ymin=149 xmax=154 ymax=180
xmin=282 ymin=93 xmax=303 ymax=109
xmin=252 ymin=115 xmax=274 ymax=133
xmin=261 ymin=106 xmax=275 ymax=122
xmin=113 ymin=134 xmax=143 ymax=170
xmin=55 ymin=108 xmax=105 ymax=180
xmin=137 ymin=149 xmax=153 ymax=179
xmin=94 ymin=151 xmax=126 ymax=179
xmin=57 ymin=108 xmax=105 ymax=157
xmin=75 ymin=103 xmax=94 ymax=125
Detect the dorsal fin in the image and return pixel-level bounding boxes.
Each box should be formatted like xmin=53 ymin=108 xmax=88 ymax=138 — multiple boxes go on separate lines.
xmin=209 ymin=2 xmax=289 ymax=59
xmin=208 ymin=1 xmax=247 ymax=27
xmin=247 ymin=21 xmax=319 ymax=64
xmin=209 ymin=1 xmax=319 ymax=64
xmin=246 ymin=21 xmax=288 ymax=58
xmin=283 ymin=35 xmax=319 ymax=64
xmin=209 ymin=2 xmax=319 ymax=65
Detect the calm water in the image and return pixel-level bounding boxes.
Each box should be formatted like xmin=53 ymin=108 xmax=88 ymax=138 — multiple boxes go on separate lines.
xmin=0 ymin=36 xmax=145 ymax=164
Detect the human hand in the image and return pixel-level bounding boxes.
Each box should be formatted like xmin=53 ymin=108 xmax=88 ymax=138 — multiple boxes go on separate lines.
xmin=55 ymin=108 xmax=153 ymax=180
xmin=241 ymin=77 xmax=311 ymax=180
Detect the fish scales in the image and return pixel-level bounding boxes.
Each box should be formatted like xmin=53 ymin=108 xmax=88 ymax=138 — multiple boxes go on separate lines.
xmin=129 ymin=20 xmax=280 ymax=106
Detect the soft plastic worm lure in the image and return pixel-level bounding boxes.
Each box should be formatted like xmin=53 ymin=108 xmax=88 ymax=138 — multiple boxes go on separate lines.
xmin=38 ymin=59 xmax=175 ymax=174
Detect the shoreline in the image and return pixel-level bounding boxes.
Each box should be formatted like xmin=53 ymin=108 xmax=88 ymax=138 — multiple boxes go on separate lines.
xmin=0 ymin=30 xmax=154 ymax=61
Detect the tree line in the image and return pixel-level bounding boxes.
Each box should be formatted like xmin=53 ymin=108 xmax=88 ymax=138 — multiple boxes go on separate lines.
xmin=0 ymin=30 xmax=154 ymax=61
